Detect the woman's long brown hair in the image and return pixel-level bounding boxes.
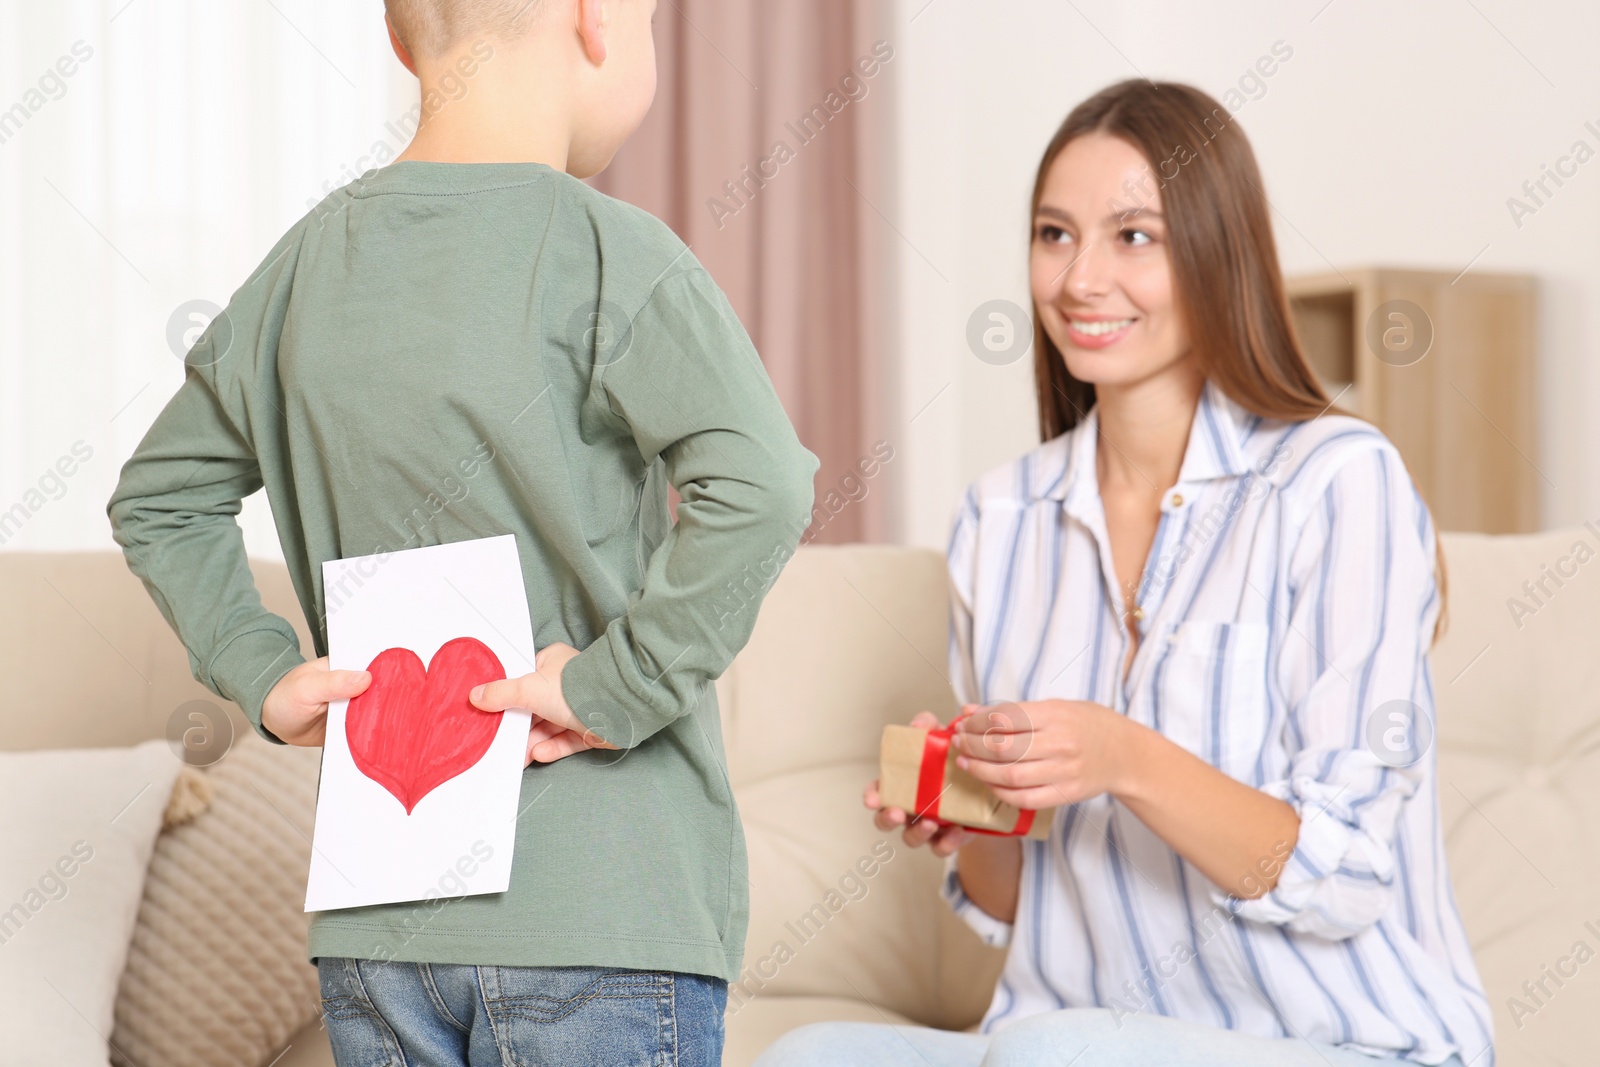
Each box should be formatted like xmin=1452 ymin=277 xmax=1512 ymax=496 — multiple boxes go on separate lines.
xmin=1029 ymin=79 xmax=1447 ymax=640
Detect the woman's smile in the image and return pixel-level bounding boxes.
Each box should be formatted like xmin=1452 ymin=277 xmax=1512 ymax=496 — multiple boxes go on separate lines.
xmin=1063 ymin=314 xmax=1138 ymax=349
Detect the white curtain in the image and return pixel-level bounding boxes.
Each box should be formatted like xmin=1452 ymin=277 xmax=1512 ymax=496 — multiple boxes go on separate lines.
xmin=0 ymin=0 xmax=412 ymax=557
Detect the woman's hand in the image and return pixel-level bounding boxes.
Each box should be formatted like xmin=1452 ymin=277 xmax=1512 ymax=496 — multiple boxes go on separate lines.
xmin=863 ymin=711 xmax=977 ymax=858
xmin=956 ymin=699 xmax=1301 ymax=901
xmin=952 ymin=699 xmax=1142 ymax=810
xmin=261 ymin=657 xmax=371 ymax=747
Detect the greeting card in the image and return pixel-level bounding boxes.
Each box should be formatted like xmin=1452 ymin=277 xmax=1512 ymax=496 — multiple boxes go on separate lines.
xmin=304 ymin=535 xmax=534 ymax=911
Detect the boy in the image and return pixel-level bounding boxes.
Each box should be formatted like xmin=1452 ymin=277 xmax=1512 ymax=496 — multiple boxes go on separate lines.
xmin=107 ymin=0 xmax=817 ymax=1063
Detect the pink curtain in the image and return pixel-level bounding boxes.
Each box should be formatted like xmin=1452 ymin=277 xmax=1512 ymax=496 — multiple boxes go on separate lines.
xmin=590 ymin=0 xmax=896 ymax=544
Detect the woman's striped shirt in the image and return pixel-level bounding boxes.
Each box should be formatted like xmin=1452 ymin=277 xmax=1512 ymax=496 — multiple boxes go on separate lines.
xmin=939 ymin=380 xmax=1493 ymax=1065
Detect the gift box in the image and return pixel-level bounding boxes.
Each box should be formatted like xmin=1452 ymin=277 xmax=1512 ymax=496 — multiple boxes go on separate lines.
xmin=878 ymin=717 xmax=1053 ymax=839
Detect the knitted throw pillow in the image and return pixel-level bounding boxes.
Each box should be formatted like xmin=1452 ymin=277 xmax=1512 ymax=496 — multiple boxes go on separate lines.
xmin=110 ymin=733 xmax=323 ymax=1067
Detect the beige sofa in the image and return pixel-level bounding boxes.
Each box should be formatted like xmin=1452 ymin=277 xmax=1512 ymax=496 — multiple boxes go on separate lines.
xmin=4 ymin=532 xmax=1597 ymax=1066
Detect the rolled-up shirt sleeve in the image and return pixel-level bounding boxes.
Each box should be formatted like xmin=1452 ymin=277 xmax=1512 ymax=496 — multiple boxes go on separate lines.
xmin=1212 ymin=441 xmax=1439 ymax=940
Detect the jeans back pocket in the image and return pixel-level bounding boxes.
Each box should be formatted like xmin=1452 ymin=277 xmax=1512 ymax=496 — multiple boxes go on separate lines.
xmin=483 ymin=966 xmax=726 ymax=1067
xmin=317 ymin=958 xmax=406 ymax=1067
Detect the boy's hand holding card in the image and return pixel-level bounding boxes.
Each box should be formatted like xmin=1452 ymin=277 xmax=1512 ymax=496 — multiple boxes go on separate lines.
xmin=469 ymin=642 xmax=619 ymax=765
xmin=262 ymin=658 xmax=373 ymax=748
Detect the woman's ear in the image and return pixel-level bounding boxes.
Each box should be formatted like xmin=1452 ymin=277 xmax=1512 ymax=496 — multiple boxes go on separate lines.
xmin=575 ymin=0 xmax=609 ymax=64
xmin=386 ymin=13 xmax=418 ymax=75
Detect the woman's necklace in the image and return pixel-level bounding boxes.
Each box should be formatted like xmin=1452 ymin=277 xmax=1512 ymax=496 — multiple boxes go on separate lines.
xmin=1120 ymin=574 xmax=1144 ymax=626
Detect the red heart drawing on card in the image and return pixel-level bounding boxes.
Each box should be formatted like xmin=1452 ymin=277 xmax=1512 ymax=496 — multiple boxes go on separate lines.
xmin=345 ymin=637 xmax=507 ymax=815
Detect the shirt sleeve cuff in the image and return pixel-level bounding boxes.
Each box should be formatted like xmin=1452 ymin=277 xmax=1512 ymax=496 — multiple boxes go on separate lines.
xmin=206 ymin=626 xmax=304 ymax=745
xmin=560 ymin=632 xmax=677 ymax=750
xmin=941 ymin=852 xmax=1013 ymax=949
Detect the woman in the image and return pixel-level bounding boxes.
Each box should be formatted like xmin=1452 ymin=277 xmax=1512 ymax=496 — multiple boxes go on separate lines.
xmin=757 ymin=81 xmax=1492 ymax=1066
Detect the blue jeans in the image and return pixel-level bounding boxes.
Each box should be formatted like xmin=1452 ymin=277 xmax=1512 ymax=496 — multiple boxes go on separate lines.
xmin=317 ymin=957 xmax=727 ymax=1067
xmin=752 ymin=1012 xmax=1474 ymax=1067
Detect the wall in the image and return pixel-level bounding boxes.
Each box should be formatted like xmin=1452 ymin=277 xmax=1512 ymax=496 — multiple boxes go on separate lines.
xmin=884 ymin=0 xmax=1599 ymax=548
xmin=0 ymin=0 xmax=413 ymax=558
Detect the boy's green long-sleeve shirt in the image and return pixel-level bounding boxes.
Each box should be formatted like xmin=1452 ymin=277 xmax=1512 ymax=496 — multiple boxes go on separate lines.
xmin=108 ymin=161 xmax=818 ymax=982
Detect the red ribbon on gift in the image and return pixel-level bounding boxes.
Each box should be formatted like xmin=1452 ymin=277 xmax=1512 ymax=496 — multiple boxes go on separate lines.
xmin=912 ymin=711 xmax=1036 ymax=837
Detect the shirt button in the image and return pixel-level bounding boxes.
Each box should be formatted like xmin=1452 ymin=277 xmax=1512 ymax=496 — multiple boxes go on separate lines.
xmin=1170 ymin=493 xmax=1184 ymax=508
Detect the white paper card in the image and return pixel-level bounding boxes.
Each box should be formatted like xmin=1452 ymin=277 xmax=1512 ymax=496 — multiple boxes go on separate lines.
xmin=305 ymin=534 xmax=534 ymax=912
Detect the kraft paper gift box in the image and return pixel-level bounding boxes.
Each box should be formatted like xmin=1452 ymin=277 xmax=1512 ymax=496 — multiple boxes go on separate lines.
xmin=879 ymin=722 xmax=1054 ymax=839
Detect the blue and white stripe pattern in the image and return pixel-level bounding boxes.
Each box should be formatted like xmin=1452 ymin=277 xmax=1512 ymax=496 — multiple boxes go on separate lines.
xmin=939 ymin=380 xmax=1493 ymax=1066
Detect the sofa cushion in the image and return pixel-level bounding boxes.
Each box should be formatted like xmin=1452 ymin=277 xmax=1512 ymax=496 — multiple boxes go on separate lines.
xmin=0 ymin=552 xmax=310 ymax=754
xmin=0 ymin=741 xmax=182 ymax=1067
xmin=732 ymin=764 xmax=947 ymax=1016
xmin=1432 ymin=530 xmax=1600 ymax=1066
xmin=716 ymin=545 xmax=1006 ymax=1032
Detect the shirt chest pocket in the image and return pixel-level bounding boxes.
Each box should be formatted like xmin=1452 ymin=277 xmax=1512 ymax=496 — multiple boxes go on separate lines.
xmin=1150 ymin=620 xmax=1272 ymax=779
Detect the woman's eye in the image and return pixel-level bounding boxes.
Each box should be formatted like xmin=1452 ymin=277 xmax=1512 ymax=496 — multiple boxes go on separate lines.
xmin=1037 ymin=224 xmax=1070 ymax=244
xmin=1120 ymin=228 xmax=1153 ymax=246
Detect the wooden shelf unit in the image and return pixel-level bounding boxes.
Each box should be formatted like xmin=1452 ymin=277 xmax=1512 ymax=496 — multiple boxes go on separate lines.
xmin=1285 ymin=267 xmax=1538 ymax=534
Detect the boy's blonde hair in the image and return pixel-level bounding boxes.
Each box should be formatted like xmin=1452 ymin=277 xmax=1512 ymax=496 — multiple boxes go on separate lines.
xmin=386 ymin=0 xmax=545 ymax=57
